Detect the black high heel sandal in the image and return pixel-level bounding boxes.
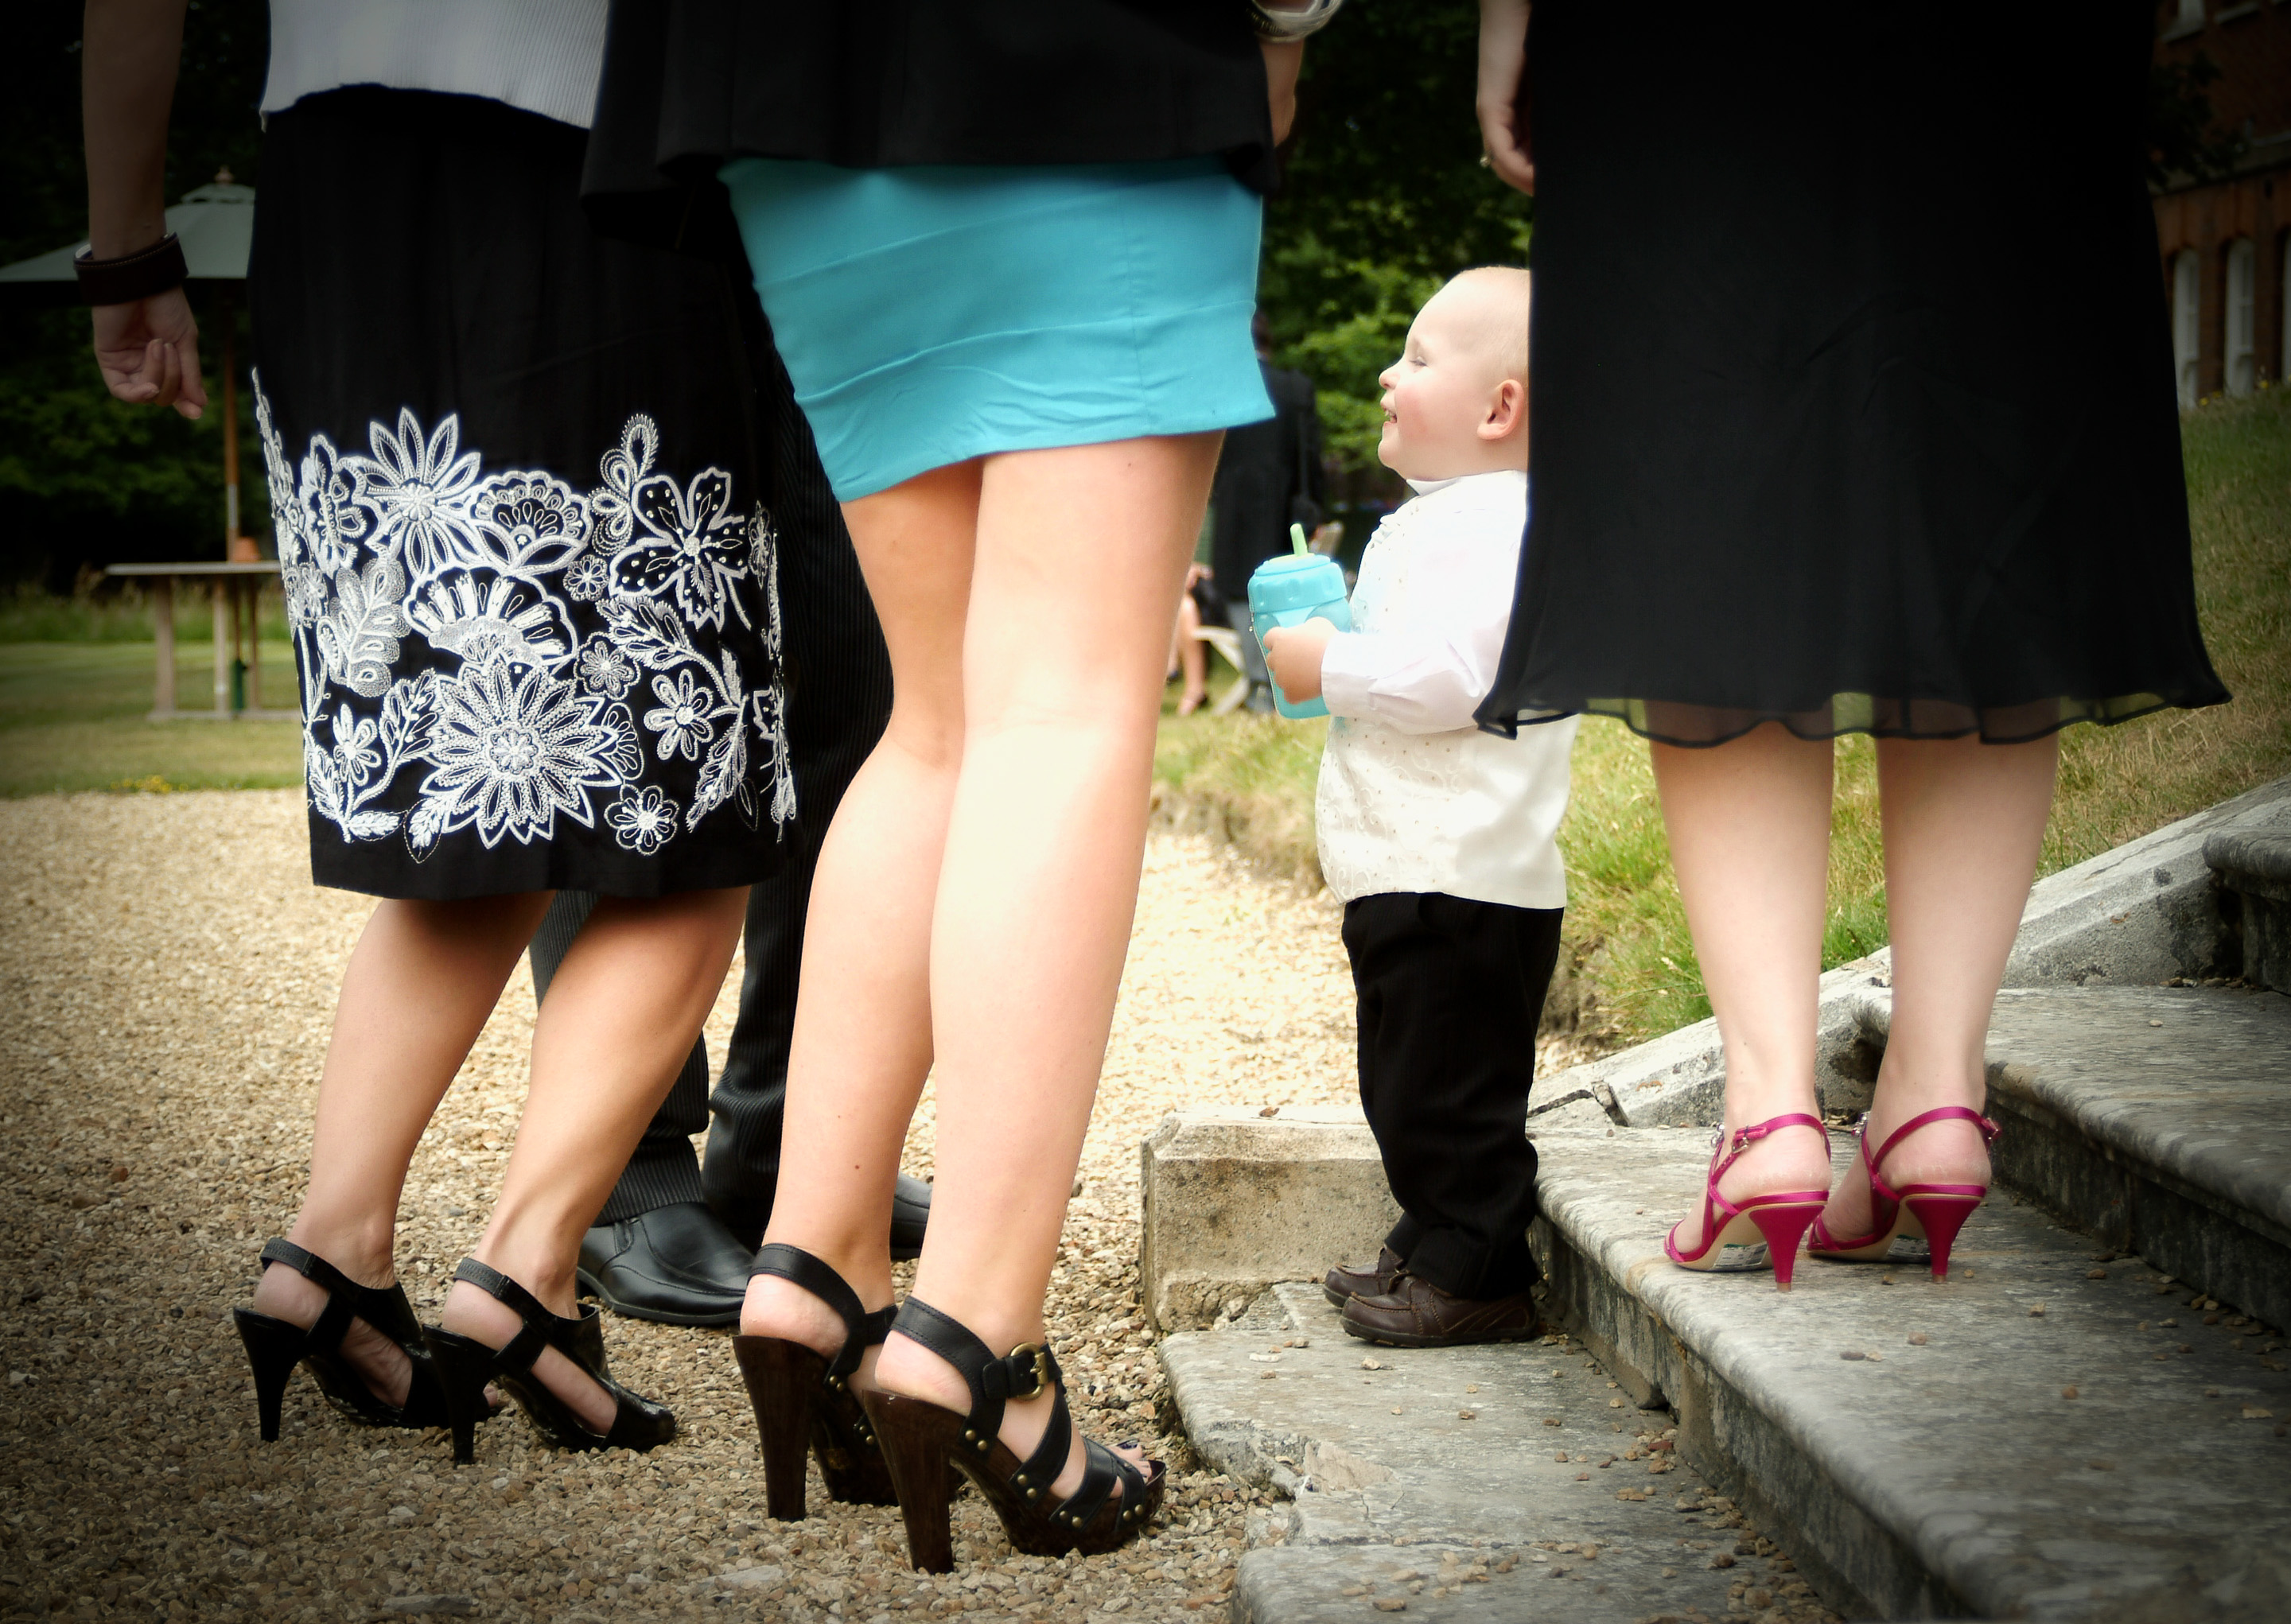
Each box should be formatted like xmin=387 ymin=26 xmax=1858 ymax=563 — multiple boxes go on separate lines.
xmin=232 ymin=1238 xmax=453 ymax=1441
xmin=422 ymin=1259 xmax=676 ymax=1465
xmin=859 ymin=1299 xmax=1162 ymax=1572
xmin=733 ymin=1243 xmax=900 ymax=1520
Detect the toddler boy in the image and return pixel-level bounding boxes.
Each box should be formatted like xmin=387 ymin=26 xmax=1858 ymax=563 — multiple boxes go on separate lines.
xmin=1263 ymin=267 xmax=1577 ymax=1347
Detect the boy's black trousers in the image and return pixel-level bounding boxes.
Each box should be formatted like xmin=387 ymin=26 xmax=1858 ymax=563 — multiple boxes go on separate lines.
xmin=1342 ymin=891 xmax=1564 ymax=1301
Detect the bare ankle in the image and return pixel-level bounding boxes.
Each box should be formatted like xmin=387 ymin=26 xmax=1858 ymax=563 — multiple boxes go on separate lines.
xmin=279 ymin=1220 xmax=395 ymax=1287
xmin=439 ymin=1280 xmax=522 ymax=1346
xmin=741 ymin=1274 xmax=852 ymax=1358
xmin=873 ymin=1335 xmax=973 ymax=1414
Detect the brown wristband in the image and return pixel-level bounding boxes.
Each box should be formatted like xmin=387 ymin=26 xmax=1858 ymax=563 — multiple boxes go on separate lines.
xmin=76 ymin=234 xmax=189 ymax=306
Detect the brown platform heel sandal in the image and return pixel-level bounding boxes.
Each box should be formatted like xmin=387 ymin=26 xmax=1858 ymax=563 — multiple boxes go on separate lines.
xmin=859 ymin=1299 xmax=1163 ymax=1572
xmin=733 ymin=1243 xmax=901 ymax=1519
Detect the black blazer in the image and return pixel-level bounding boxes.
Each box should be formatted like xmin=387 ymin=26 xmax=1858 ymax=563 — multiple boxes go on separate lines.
xmin=1210 ymin=360 xmax=1326 ymax=589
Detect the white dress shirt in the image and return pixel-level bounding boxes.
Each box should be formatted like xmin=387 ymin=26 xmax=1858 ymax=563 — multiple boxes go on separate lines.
xmin=263 ymin=1 xmax=609 ymax=130
xmin=1317 ymin=469 xmax=1577 ymax=909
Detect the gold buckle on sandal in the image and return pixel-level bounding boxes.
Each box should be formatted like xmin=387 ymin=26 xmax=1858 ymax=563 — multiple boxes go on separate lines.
xmin=1006 ymin=1342 xmax=1052 ymax=1398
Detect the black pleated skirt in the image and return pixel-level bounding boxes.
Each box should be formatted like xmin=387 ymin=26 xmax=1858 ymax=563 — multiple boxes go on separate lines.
xmin=1476 ymin=2 xmax=2230 ymax=746
xmin=251 ymin=88 xmax=795 ymax=898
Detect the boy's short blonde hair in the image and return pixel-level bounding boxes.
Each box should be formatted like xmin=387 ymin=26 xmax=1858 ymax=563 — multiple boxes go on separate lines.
xmin=1441 ymin=266 xmax=1531 ymax=384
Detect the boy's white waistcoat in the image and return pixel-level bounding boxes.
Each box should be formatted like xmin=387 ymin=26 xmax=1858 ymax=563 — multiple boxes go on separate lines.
xmin=1317 ymin=470 xmax=1577 ymax=909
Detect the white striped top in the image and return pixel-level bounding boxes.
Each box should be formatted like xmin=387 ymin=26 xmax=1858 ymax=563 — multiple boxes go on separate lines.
xmin=262 ymin=1 xmax=609 ymax=130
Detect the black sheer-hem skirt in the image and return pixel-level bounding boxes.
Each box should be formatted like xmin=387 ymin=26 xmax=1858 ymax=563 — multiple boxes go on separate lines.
xmin=251 ymin=89 xmax=796 ymax=899
xmin=1503 ymin=691 xmax=2209 ymax=752
xmin=1475 ymin=2 xmax=2231 ymax=750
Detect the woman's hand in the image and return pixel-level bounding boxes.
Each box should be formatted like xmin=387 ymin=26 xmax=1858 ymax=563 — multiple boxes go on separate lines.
xmin=1262 ymin=40 xmax=1304 ymax=145
xmin=92 ymin=288 xmax=206 ymax=417
xmin=1476 ymin=0 xmax=1534 ymax=195
xmin=83 ymin=0 xmax=197 ymax=413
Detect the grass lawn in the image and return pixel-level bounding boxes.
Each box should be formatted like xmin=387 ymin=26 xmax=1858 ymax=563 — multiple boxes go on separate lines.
xmin=1155 ymin=387 xmax=2291 ymax=1051
xmin=0 ymin=641 xmax=302 ymax=797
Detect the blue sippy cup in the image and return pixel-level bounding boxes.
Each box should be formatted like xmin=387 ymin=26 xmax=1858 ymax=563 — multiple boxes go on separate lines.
xmin=1247 ymin=525 xmax=1352 ymax=721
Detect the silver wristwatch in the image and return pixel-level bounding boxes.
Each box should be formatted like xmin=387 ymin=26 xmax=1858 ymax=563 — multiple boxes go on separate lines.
xmin=1250 ymin=0 xmax=1345 ymax=42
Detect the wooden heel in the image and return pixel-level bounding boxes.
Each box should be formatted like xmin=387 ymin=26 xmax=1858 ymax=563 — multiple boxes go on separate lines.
xmin=737 ymin=1245 xmax=903 ymax=1513
xmin=735 ymin=1336 xmax=829 ymax=1521
xmin=865 ymin=1299 xmax=1164 ymax=1569
xmin=862 ymin=1389 xmax=962 ymax=1573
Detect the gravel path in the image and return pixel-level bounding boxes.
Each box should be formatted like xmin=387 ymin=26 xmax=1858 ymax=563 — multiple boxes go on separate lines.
xmin=1 ymin=787 xmax=1489 ymax=1622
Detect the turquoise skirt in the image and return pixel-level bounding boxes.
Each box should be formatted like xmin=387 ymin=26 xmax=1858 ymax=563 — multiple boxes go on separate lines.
xmin=720 ymin=157 xmax=1274 ymax=502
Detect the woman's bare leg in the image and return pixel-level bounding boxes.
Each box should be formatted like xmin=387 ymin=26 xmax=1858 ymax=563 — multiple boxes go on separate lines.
xmin=247 ymin=894 xmax=553 ymax=1403
xmin=870 ymin=433 xmax=1219 ymax=1498
xmin=741 ymin=461 xmax=982 ymax=1361
xmin=439 ymin=885 xmax=749 ymax=1432
xmin=1651 ymin=725 xmax=1838 ymax=1250
xmin=1820 ymin=735 xmax=2056 ymax=1235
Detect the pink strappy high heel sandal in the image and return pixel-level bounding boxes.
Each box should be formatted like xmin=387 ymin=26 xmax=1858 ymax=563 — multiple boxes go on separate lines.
xmin=1807 ymin=1106 xmax=1999 ymax=1281
xmin=1663 ymin=1113 xmax=1832 ymax=1291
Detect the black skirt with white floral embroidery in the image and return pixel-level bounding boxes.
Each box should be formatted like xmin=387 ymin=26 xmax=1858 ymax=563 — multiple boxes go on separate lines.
xmin=249 ymin=87 xmax=795 ymax=899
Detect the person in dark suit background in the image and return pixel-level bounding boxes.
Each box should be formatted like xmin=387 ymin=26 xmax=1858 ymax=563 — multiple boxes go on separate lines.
xmin=1209 ymin=313 xmax=1328 ymax=709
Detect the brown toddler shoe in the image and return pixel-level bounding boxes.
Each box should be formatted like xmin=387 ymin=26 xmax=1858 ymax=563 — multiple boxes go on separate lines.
xmin=1339 ymin=1275 xmax=1540 ymax=1349
xmin=1321 ymin=1246 xmax=1407 ymax=1309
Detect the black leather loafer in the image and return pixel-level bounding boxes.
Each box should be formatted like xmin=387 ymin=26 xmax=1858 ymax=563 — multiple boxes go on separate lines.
xmin=889 ymin=1173 xmax=932 ymax=1261
xmin=577 ymin=1202 xmax=754 ymax=1327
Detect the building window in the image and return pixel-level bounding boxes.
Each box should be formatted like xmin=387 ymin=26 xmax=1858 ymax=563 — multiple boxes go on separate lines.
xmin=2224 ymin=239 xmax=2256 ymax=397
xmin=2172 ymin=249 xmax=2201 ymax=408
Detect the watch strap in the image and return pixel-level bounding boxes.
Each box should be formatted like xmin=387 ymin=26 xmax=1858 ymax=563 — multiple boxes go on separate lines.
xmin=76 ymin=234 xmax=189 ymax=306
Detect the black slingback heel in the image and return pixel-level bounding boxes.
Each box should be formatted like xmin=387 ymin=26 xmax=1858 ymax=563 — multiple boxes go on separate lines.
xmin=733 ymin=1243 xmax=900 ymax=1519
xmin=422 ymin=1259 xmax=676 ymax=1464
xmin=859 ymin=1299 xmax=1162 ymax=1572
xmin=232 ymin=1238 xmax=453 ymax=1441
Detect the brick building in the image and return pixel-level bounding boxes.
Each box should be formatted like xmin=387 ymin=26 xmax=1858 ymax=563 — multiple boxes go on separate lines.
xmin=2152 ymin=0 xmax=2291 ymax=405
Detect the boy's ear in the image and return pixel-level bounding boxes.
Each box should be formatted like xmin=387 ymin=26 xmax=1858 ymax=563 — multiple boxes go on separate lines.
xmin=1479 ymin=377 xmax=1527 ymax=441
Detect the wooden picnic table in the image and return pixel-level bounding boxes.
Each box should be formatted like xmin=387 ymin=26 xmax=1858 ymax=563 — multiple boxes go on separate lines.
xmin=103 ymin=561 xmax=296 ymax=721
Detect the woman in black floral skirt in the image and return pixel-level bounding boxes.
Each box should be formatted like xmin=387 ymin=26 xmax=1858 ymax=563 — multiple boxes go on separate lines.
xmin=84 ymin=4 xmax=782 ymax=1457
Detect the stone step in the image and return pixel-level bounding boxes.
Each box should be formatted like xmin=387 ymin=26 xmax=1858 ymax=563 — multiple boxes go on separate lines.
xmin=2207 ymin=823 xmax=2291 ymax=994
xmin=1531 ymin=1118 xmax=2291 ymax=1622
xmin=1857 ymin=983 xmax=2291 ymax=1335
xmin=1162 ymin=1283 xmax=1834 ymax=1624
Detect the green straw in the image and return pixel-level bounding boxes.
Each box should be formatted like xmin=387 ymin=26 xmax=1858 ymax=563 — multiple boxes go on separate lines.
xmin=1290 ymin=522 xmax=1310 ymax=555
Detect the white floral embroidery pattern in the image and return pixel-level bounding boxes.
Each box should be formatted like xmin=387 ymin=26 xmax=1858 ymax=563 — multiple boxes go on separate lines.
xmin=255 ymin=378 xmax=795 ymax=862
xmin=607 ymin=785 xmax=679 ymax=854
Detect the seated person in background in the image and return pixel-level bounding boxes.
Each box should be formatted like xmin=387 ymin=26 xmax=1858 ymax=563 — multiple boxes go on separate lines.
xmin=1169 ymin=562 xmax=1214 ymax=717
xmin=1264 ymin=267 xmax=1577 ymax=1347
